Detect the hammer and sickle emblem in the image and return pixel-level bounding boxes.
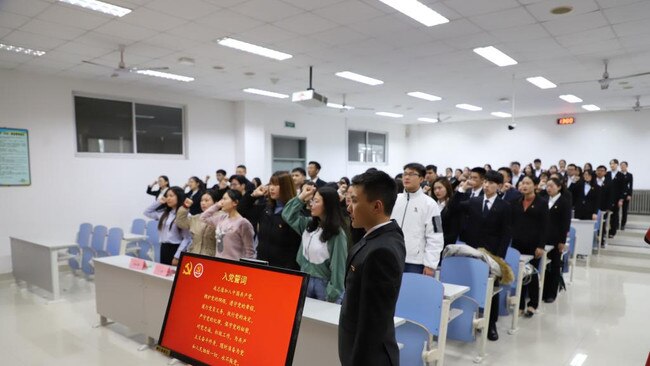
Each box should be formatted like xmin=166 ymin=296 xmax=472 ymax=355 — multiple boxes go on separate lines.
xmin=182 ymin=261 xmax=193 ymax=275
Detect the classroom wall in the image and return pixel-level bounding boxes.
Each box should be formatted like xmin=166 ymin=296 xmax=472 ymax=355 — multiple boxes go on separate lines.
xmin=408 ymin=110 xmax=650 ymax=189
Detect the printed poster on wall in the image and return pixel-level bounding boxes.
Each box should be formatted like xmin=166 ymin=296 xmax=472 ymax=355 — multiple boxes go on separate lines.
xmin=0 ymin=128 xmax=31 ymax=186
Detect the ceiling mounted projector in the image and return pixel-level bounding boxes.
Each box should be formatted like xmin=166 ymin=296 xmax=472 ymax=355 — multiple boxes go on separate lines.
xmin=292 ymin=66 xmax=327 ymax=107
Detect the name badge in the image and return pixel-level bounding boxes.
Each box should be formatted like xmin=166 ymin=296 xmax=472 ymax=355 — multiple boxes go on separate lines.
xmin=129 ymin=257 xmax=147 ymax=270
xmin=154 ymin=264 xmax=175 ymax=276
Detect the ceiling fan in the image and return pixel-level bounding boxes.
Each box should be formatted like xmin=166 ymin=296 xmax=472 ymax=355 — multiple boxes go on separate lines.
xmin=329 ymin=93 xmax=375 ymax=112
xmin=633 ymin=96 xmax=649 ymax=112
xmin=562 ymin=60 xmax=650 ymax=90
xmin=82 ymin=45 xmax=169 ymax=77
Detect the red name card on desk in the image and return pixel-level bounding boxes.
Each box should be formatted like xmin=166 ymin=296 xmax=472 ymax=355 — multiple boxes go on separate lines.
xmin=158 ymin=253 xmax=308 ymax=366
xmin=129 ymin=257 xmax=147 ymax=270
xmin=154 ymin=264 xmax=175 ymax=277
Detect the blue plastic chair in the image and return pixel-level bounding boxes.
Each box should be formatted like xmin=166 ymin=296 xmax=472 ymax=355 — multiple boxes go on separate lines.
xmin=81 ymin=225 xmax=107 ymax=276
xmin=563 ymin=227 xmax=576 ymax=273
xmin=145 ymin=220 xmax=160 ymax=262
xmin=68 ymin=223 xmax=92 ymax=272
xmin=90 ymin=225 xmax=108 ymax=253
xmin=98 ymin=227 xmax=123 ymax=257
xmin=395 ymin=273 xmax=445 ymax=366
xmin=440 ymin=256 xmax=489 ymax=343
xmin=593 ymin=210 xmax=603 ymax=249
xmin=500 ymin=247 xmax=521 ymax=316
xmin=131 ymin=219 xmax=146 ymax=235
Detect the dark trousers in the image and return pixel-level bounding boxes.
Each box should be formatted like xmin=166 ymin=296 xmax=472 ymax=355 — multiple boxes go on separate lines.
xmin=609 ymin=205 xmax=620 ymax=236
xmin=621 ymin=199 xmax=630 ymax=229
xmin=489 ymin=292 xmax=499 ymax=329
xmin=160 ymin=242 xmax=180 ymax=265
xmin=403 ymin=263 xmax=425 ymax=274
xmin=542 ymin=248 xmax=563 ymax=301
xmin=520 ymin=257 xmax=541 ymax=309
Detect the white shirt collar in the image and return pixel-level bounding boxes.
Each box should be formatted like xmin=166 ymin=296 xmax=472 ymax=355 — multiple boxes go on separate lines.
xmin=471 ymin=188 xmax=483 ymax=197
xmin=484 ymin=194 xmax=497 ymax=209
xmin=364 ymin=220 xmax=392 ymax=238
xmin=549 ymin=193 xmax=562 ymax=208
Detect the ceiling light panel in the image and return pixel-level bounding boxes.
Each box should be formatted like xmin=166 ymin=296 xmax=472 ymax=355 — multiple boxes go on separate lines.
xmin=456 ymin=103 xmax=482 ymax=111
xmin=0 ymin=43 xmax=46 ymax=56
xmin=417 ymin=117 xmax=438 ymax=123
xmin=559 ymin=94 xmax=583 ymax=103
xmin=491 ymin=112 xmax=512 ymax=118
xmin=377 ymin=0 xmax=449 ymax=27
xmin=407 ymin=91 xmax=441 ymax=101
xmin=582 ymin=104 xmax=600 ymax=111
xmin=135 ymin=70 xmax=194 ymax=82
xmin=526 ymin=76 xmax=557 ymax=89
xmin=243 ymin=88 xmax=289 ymax=99
xmin=335 ymin=71 xmax=384 ymax=86
xmin=216 ymin=38 xmax=292 ymax=61
xmin=473 ymin=46 xmax=517 ymax=67
xmin=376 ymin=111 xmax=403 ymax=118
xmin=59 ymin=0 xmax=132 ymax=17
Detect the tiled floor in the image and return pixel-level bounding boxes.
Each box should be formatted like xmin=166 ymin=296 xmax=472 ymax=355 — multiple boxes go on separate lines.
xmin=1 ymin=257 xmax=649 ymax=366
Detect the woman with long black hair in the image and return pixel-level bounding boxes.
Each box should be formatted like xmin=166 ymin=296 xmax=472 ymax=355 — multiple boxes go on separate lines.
xmin=175 ymin=190 xmax=219 ymax=264
xmin=185 ymin=176 xmax=206 ymax=215
xmin=573 ymin=169 xmax=601 ymax=220
xmin=146 ymin=175 xmax=170 ymax=201
xmin=143 ymin=186 xmax=191 ymax=265
xmin=282 ymin=185 xmax=348 ymax=303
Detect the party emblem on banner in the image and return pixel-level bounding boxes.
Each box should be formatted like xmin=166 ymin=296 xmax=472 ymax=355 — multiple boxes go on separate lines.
xmin=182 ymin=262 xmax=193 ymax=276
xmin=193 ymin=263 xmax=204 ymax=278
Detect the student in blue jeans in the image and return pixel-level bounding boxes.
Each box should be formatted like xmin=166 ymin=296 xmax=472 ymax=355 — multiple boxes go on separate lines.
xmin=282 ymin=184 xmax=348 ymax=303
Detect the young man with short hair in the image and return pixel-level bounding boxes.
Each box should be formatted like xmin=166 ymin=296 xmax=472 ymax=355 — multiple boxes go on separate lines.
xmin=307 ymin=161 xmax=326 ymax=188
xmin=339 ymin=170 xmax=405 ymax=366
xmin=236 ymin=164 xmax=247 ymax=177
xmin=604 ymin=159 xmax=626 ymax=238
xmin=291 ymin=167 xmax=307 ymax=194
xmin=620 ymin=161 xmax=633 ymax=230
xmin=533 ymin=159 xmax=544 ymax=178
xmin=510 ymin=161 xmax=524 ymax=188
xmin=391 ymin=163 xmax=444 ymax=276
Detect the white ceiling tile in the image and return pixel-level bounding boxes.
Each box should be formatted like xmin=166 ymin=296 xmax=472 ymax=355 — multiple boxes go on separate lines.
xmin=120 ymin=7 xmax=187 ymax=32
xmin=144 ymin=0 xmax=220 ymax=20
xmin=596 ymin=0 xmax=645 ymax=9
xmin=20 ymin=56 xmax=75 ymax=71
xmin=279 ymin=0 xmax=344 ymax=11
xmin=94 ymin=21 xmax=158 ymax=42
xmin=526 ymin=0 xmax=600 ymax=22
xmin=38 ymin=49 xmax=87 ymax=64
xmin=348 ymin=14 xmax=416 ymax=37
xmin=429 ymin=19 xmax=483 ymax=40
xmin=145 ymin=32 xmax=202 ymax=51
xmin=542 ymin=11 xmax=610 ymax=36
xmin=37 ymin=4 xmax=111 ymax=30
xmin=618 ymin=34 xmax=650 ymax=49
xmin=444 ymin=0 xmax=520 ymax=17
xmin=0 ymin=59 xmax=21 ymax=69
xmin=2 ymin=29 xmax=66 ymax=50
xmin=237 ymin=24 xmax=301 ymax=44
xmin=394 ymin=40 xmax=457 ymax=58
xmin=0 ymin=11 xmax=31 ymax=29
xmin=74 ymin=32 xmax=133 ymax=50
xmin=20 ymin=19 xmax=87 ymax=41
xmin=443 ymin=32 xmax=501 ymax=50
xmin=231 ymin=0 xmax=305 ymax=22
xmin=612 ymin=18 xmax=650 ymax=37
xmin=0 ymin=50 xmax=36 ymax=64
xmin=555 ymin=26 xmax=616 ymax=47
xmin=310 ymin=26 xmax=370 ymax=46
xmin=194 ymin=9 xmax=263 ymax=34
xmin=380 ymin=28 xmax=435 ymax=48
xmin=489 ymin=23 xmax=550 ymax=43
xmin=273 ymin=12 xmax=339 ymax=35
xmin=603 ymin=1 xmax=650 ymax=24
xmin=127 ymin=42 xmax=176 ymax=58
xmin=313 ymin=1 xmax=385 ymax=24
xmin=166 ymin=23 xmax=223 ymax=43
xmin=0 ymin=0 xmax=52 ymax=17
xmin=271 ymin=36 xmax=331 ymax=55
xmin=54 ymin=41 xmax=113 ymax=59
xmin=567 ymin=38 xmax=623 ymax=55
xmin=469 ymin=7 xmax=538 ymax=30
xmin=0 ymin=26 xmax=12 ymax=38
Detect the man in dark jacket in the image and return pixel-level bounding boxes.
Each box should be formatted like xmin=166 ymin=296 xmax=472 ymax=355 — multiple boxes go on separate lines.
xmin=339 ymin=169 xmax=406 ymax=366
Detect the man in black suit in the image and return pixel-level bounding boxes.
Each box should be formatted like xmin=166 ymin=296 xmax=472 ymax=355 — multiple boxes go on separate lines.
xmin=604 ymin=159 xmax=626 ymax=238
xmin=455 ymin=171 xmax=511 ymax=341
xmin=620 ymin=161 xmax=633 ymax=230
xmin=465 ymin=167 xmax=486 ymax=199
xmin=307 ymin=161 xmax=326 ymax=188
xmin=339 ymin=169 xmax=406 ymax=366
xmin=510 ymin=161 xmax=525 ymax=188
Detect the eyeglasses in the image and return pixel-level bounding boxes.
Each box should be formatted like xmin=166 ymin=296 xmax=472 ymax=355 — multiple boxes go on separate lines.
xmin=403 ymin=172 xmax=421 ymax=177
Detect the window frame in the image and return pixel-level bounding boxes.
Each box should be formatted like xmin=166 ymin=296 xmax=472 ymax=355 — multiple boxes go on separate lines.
xmin=347 ymin=129 xmax=389 ymax=165
xmin=72 ymin=91 xmax=187 ymax=159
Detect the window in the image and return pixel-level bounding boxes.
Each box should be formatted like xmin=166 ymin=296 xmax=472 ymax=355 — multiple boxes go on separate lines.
xmin=348 ymin=130 xmax=386 ymax=163
xmin=272 ymin=136 xmax=306 ymax=172
xmin=74 ymin=95 xmax=184 ymax=155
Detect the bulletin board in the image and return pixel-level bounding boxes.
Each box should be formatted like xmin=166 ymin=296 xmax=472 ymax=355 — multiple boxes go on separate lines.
xmin=157 ymin=252 xmax=309 ymax=366
xmin=0 ymin=128 xmax=31 ymax=186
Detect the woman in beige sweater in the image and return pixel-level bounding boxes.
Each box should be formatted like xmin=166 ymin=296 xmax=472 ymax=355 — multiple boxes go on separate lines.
xmin=175 ymin=190 xmax=220 ymax=264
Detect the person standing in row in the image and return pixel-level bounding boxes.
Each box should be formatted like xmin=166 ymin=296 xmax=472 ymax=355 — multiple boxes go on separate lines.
xmin=572 ymin=170 xmax=601 ymax=220
xmin=604 ymin=159 xmax=626 ymax=238
xmin=146 ymin=175 xmax=170 ymax=201
xmin=200 ymin=189 xmax=255 ymax=261
xmin=282 ymin=185 xmax=348 ymax=303
xmin=432 ymin=177 xmax=460 ymax=247
xmin=391 ymin=163 xmax=444 ymax=276
xmin=175 ymin=190 xmax=219 ymax=264
xmin=339 ymin=169 xmax=405 ymax=366
xmin=620 ymin=161 xmax=633 ymax=231
xmin=185 ymin=176 xmax=205 ymax=215
xmin=252 ymin=171 xmax=301 ymax=270
xmin=307 ymin=161 xmax=326 ymax=188
xmin=291 ymin=167 xmax=307 ymax=194
xmin=542 ymin=178 xmax=572 ymax=303
xmin=511 ymin=175 xmax=548 ymax=317
xmin=143 ymin=186 xmax=191 ymax=265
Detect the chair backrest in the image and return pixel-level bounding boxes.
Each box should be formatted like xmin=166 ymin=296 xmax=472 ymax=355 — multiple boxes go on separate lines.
xmin=568 ymin=227 xmax=577 ymax=255
xmin=106 ymin=227 xmax=124 ymax=256
xmin=90 ymin=225 xmax=108 ymax=252
xmin=396 ymin=321 xmax=428 ymax=366
xmin=440 ymin=256 xmax=490 ymax=307
xmin=396 ymin=273 xmax=444 ymax=336
xmin=77 ymin=223 xmax=93 ymax=248
xmin=131 ymin=218 xmax=146 ymax=235
xmin=146 ymin=220 xmax=161 ymax=262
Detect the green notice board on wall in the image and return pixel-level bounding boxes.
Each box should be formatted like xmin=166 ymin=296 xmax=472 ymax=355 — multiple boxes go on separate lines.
xmin=0 ymin=128 xmax=31 ymax=186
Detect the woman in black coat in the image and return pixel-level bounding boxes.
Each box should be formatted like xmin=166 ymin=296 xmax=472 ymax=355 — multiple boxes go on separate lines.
xmin=543 ymin=177 xmax=572 ymax=303
xmin=432 ymin=177 xmax=460 ymax=247
xmin=511 ymin=175 xmax=549 ymax=316
xmin=572 ymin=170 xmax=601 ymax=220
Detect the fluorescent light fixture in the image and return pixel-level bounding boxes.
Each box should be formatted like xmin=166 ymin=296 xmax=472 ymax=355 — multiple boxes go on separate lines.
xmin=559 ymin=94 xmax=583 ymax=103
xmin=59 ymin=0 xmax=131 ymax=17
xmin=491 ymin=112 xmax=512 ymax=118
xmin=0 ymin=43 xmax=46 ymax=56
xmin=570 ymin=353 xmax=588 ymax=366
xmin=418 ymin=117 xmax=439 ymax=123
xmin=407 ymin=91 xmax=441 ymax=101
xmin=378 ymin=0 xmax=449 ymax=27
xmin=456 ymin=103 xmax=482 ymax=111
xmin=473 ymin=46 xmax=517 ymax=67
xmin=526 ymin=76 xmax=557 ymax=89
xmin=135 ymin=70 xmax=194 ymax=82
xmin=327 ymin=103 xmax=354 ymax=110
xmin=376 ymin=112 xmax=403 ymax=118
xmin=243 ymin=88 xmax=289 ymax=99
xmin=582 ymin=104 xmax=600 ymax=111
xmin=216 ymin=38 xmax=292 ymax=61
xmin=335 ymin=71 xmax=383 ymax=86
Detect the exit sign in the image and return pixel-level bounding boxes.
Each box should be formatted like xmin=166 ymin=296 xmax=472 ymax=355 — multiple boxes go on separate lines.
xmin=285 ymin=121 xmax=295 ymax=128
xmin=557 ymin=117 xmax=575 ymax=125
